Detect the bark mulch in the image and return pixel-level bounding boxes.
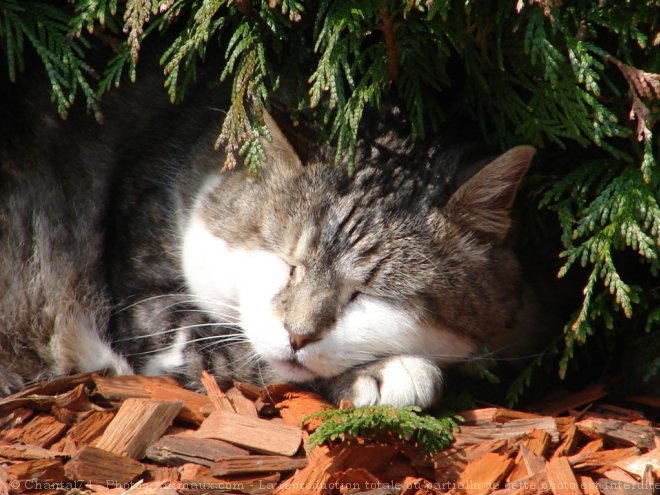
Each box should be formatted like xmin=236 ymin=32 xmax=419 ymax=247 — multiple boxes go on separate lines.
xmin=0 ymin=372 xmax=657 ymax=495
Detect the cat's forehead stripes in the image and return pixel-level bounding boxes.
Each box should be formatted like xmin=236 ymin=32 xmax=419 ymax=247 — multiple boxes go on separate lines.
xmin=290 ymin=222 xmax=318 ymax=264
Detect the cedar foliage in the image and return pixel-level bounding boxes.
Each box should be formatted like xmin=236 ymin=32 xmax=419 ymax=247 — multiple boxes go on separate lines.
xmin=306 ymin=405 xmax=460 ymax=455
xmin=1 ymin=1 xmax=658 ymax=401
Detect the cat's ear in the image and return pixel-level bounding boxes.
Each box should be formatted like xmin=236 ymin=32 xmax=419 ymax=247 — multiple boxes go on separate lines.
xmin=259 ymin=109 xmax=304 ymax=176
xmin=445 ymin=146 xmax=535 ymax=240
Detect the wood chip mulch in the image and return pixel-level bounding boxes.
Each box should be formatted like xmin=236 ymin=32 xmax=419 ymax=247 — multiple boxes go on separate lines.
xmin=0 ymin=372 xmax=658 ymax=495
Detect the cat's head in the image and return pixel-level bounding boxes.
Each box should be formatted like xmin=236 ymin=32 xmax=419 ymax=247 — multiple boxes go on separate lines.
xmin=182 ymin=113 xmax=535 ymax=383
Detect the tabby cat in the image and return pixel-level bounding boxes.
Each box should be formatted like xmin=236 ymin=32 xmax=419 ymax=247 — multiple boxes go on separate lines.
xmin=0 ymin=70 xmax=536 ymax=407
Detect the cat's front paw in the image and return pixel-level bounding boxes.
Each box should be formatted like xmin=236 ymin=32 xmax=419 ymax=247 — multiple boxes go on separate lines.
xmin=345 ymin=356 xmax=443 ymax=408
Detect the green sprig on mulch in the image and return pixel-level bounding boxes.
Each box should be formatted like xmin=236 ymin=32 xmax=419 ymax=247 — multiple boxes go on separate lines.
xmin=305 ymin=405 xmax=461 ymax=455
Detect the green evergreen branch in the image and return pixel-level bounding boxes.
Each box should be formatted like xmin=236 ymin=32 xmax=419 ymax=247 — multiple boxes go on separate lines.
xmin=545 ymin=165 xmax=659 ymax=379
xmin=123 ymin=0 xmax=159 ymax=64
xmin=216 ymin=25 xmax=269 ymax=171
xmin=70 ymin=0 xmax=118 ymax=35
xmin=1 ymin=1 xmax=100 ymax=118
xmin=306 ymin=405 xmax=460 ymax=455
xmin=161 ymin=0 xmax=227 ymax=102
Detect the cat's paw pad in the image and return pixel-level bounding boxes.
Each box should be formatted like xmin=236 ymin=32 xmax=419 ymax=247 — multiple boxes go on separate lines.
xmin=350 ymin=356 xmax=442 ymax=408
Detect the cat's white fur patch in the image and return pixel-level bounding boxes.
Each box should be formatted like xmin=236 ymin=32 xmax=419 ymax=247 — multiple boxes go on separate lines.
xmin=375 ymin=356 xmax=442 ymax=408
xmin=351 ymin=375 xmax=380 ymax=407
xmin=183 ymin=215 xmax=290 ymax=324
xmin=51 ymin=313 xmax=133 ymax=377
xmin=351 ymin=356 xmax=442 ymax=408
xmin=183 ymin=215 xmax=476 ymax=389
xmin=142 ymin=330 xmax=189 ymax=376
xmin=182 ymin=217 xmax=242 ymax=321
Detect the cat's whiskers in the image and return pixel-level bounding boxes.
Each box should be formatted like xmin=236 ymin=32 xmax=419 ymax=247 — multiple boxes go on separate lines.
xmin=112 ymin=321 xmax=240 ymax=343
xmin=349 ymin=349 xmax=471 ymax=361
xmin=113 ymin=294 xmax=241 ymax=320
xmin=197 ymin=333 xmax=251 ymax=351
xmin=187 ymin=294 xmax=241 ymax=312
xmin=350 ymin=347 xmax=547 ymax=363
xmin=111 ymin=293 xmax=193 ymax=316
xmin=255 ymin=360 xmax=270 ymax=391
xmin=230 ymin=349 xmax=263 ymax=374
xmin=125 ymin=333 xmax=250 ymax=357
xmin=169 ymin=308 xmax=241 ymax=323
xmin=150 ymin=298 xmax=240 ymax=321
xmin=114 ymin=296 xmax=243 ymax=339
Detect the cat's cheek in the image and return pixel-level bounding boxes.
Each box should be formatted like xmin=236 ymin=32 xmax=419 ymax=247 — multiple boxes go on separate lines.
xmin=240 ymin=309 xmax=290 ymax=359
xmin=328 ymin=298 xmax=417 ymax=357
xmin=182 ymin=216 xmax=242 ymax=317
xmin=331 ymin=297 xmax=475 ymax=369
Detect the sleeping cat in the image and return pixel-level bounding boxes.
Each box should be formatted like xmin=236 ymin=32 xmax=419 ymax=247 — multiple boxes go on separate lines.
xmin=0 ymin=70 xmax=536 ymax=407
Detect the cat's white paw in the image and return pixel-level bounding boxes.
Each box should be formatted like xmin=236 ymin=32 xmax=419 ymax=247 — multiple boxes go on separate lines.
xmin=350 ymin=355 xmax=443 ymax=408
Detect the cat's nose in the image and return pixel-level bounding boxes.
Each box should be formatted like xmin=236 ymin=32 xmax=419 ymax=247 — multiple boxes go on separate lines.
xmin=284 ymin=324 xmax=319 ymax=351
xmin=289 ymin=333 xmax=318 ymax=351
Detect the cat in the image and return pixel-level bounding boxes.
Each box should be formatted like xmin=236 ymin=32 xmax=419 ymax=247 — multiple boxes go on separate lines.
xmin=0 ymin=68 xmax=536 ymax=408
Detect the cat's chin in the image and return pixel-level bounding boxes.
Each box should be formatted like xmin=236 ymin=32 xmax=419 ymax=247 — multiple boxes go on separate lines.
xmin=269 ymin=358 xmax=319 ymax=383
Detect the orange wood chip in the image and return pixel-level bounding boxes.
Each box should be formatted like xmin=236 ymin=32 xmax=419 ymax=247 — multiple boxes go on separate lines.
xmin=200 ymin=371 xmax=235 ymax=412
xmin=0 ymin=465 xmax=9 ymax=495
xmin=95 ymin=399 xmax=182 ymax=458
xmin=575 ymin=439 xmax=604 ymax=456
xmin=64 ymin=445 xmax=145 ymax=485
xmin=275 ymin=390 xmax=333 ymax=431
xmin=179 ymin=463 xmax=280 ymax=495
xmin=568 ymin=447 xmax=641 ymax=471
xmin=0 ymin=443 xmax=67 ymax=461
xmin=0 ymin=372 xmax=657 ymax=495
xmin=209 ymin=454 xmax=307 ymax=476
xmin=145 ymin=434 xmax=249 ymax=466
xmin=195 ymin=410 xmax=302 ymax=456
xmin=275 ymin=442 xmax=398 ymax=495
xmin=49 ymin=410 xmax=116 ymax=454
xmin=143 ymin=464 xmax=179 ymax=482
xmin=5 ymin=413 xmax=68 ymax=449
xmin=577 ymin=476 xmax=599 ymax=495
xmin=535 ymin=384 xmax=608 ymax=417
xmin=576 ymin=418 xmax=658 ymax=450
xmin=545 ymin=457 xmax=583 ymax=495
xmin=615 ymin=447 xmax=660 ymax=478
xmin=93 ymin=375 xmax=211 ymax=424
xmin=526 ymin=429 xmax=553 ymax=457
xmin=329 ymin=467 xmax=382 ymax=494
xmin=226 ymin=387 xmax=259 ymax=417
xmin=456 ymin=452 xmax=514 ymax=495
xmin=552 ymin=419 xmax=578 ymax=458
xmin=456 ymin=418 xmax=559 ymax=447
xmin=5 ymin=459 xmax=67 ymax=491
xmin=506 ymin=468 xmax=552 ymax=495
xmin=435 ymin=440 xmax=510 ymax=485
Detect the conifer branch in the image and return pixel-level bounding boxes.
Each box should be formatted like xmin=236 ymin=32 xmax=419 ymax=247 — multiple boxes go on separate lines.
xmin=306 ymin=405 xmax=460 ymax=455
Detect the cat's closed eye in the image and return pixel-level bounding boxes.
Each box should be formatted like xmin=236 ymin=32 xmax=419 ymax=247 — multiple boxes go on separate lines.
xmin=349 ymin=291 xmax=361 ymax=303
